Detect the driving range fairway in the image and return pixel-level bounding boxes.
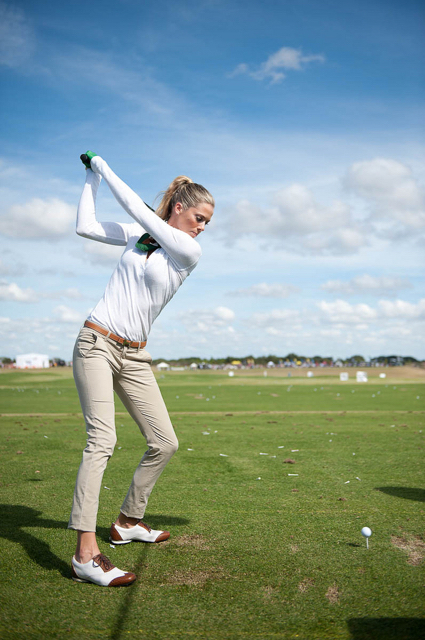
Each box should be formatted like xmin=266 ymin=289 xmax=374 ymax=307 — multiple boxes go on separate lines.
xmin=0 ymin=366 xmax=424 ymax=639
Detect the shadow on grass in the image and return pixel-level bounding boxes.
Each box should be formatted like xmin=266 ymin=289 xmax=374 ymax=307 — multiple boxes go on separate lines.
xmin=348 ymin=617 xmax=425 ymax=639
xmin=0 ymin=504 xmax=105 ymax=578
xmin=375 ymin=487 xmax=425 ymax=502
xmin=1 ymin=505 xmax=191 ymax=582
xmin=106 ymin=516 xmax=189 ymax=639
xmin=109 ymin=545 xmax=150 ymax=640
xmin=0 ymin=504 xmax=190 ymax=596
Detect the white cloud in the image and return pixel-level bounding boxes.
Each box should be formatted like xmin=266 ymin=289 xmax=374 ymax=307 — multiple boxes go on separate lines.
xmin=0 ymin=2 xmax=35 ymax=68
xmin=378 ymin=298 xmax=425 ymax=320
xmin=321 ymin=274 xmax=412 ymax=296
xmin=53 ymin=305 xmax=85 ymax=324
xmin=317 ymin=300 xmax=378 ymax=324
xmin=225 ymin=183 xmax=366 ymax=255
xmin=317 ymin=298 xmax=425 ymax=323
xmin=0 ymin=281 xmax=38 ymax=303
xmin=220 ymin=156 xmax=424 ymax=255
xmin=178 ymin=306 xmax=235 ymax=333
xmin=376 ymin=325 xmax=413 ymax=338
xmin=0 ymin=198 xmax=75 ymax=238
xmin=0 ymin=258 xmax=26 ymax=276
xmin=60 ymin=287 xmax=83 ymax=300
xmin=319 ymin=328 xmax=343 ymax=338
xmin=344 ymin=158 xmax=425 ymax=234
xmin=230 ymin=46 xmax=325 ymax=84
xmin=214 ymin=306 xmax=235 ymax=322
xmin=250 ymin=308 xmax=301 ymax=328
xmin=0 ymin=281 xmax=85 ymax=304
xmin=41 ymin=287 xmax=85 ymax=301
xmin=56 ymin=48 xmax=186 ymax=120
xmin=228 ymin=283 xmax=299 ymax=298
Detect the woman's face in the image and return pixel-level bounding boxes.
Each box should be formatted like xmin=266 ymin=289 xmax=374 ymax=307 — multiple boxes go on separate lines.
xmin=168 ymin=201 xmax=214 ymax=238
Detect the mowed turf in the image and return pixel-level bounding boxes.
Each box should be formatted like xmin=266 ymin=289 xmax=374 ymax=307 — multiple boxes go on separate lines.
xmin=0 ymin=367 xmax=424 ymax=640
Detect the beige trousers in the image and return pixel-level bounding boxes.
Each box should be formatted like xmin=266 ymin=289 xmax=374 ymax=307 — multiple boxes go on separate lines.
xmin=68 ymin=326 xmax=178 ymax=532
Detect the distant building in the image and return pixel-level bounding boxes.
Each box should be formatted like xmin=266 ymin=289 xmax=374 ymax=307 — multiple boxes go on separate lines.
xmin=16 ymin=353 xmax=49 ymax=369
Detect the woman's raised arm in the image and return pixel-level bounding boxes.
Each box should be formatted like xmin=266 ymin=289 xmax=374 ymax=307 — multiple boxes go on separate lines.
xmin=76 ymin=169 xmax=138 ymax=246
xmin=90 ymin=156 xmax=201 ymax=270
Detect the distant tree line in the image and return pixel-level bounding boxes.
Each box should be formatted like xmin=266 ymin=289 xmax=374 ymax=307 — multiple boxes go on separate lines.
xmin=151 ymin=354 xmax=422 ymax=367
xmin=1 ymin=354 xmax=422 ymax=368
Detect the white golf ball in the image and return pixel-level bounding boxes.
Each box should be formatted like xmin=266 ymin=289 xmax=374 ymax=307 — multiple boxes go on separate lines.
xmin=361 ymin=527 xmax=372 ymax=538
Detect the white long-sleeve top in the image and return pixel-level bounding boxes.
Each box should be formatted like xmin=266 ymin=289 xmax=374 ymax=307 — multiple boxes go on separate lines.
xmin=76 ymin=156 xmax=202 ymax=342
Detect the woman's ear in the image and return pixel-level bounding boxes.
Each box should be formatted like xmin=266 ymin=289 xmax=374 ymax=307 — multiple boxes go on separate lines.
xmin=174 ymin=202 xmax=183 ymax=215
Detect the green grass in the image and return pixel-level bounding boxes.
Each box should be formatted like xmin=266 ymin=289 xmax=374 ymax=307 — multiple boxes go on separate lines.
xmin=0 ymin=368 xmax=424 ymax=639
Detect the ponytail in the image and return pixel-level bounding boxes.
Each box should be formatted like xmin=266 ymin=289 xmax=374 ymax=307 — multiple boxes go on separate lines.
xmin=155 ymin=175 xmax=214 ymax=221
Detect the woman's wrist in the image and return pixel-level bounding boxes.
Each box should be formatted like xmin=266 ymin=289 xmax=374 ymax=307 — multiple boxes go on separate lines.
xmin=90 ymin=155 xmax=104 ymax=175
xmin=85 ymin=169 xmax=102 ymax=187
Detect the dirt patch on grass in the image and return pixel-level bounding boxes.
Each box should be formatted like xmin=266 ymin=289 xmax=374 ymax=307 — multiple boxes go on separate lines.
xmin=165 ymin=567 xmax=225 ymax=586
xmin=325 ymin=583 xmax=340 ymax=604
xmin=291 ymin=544 xmax=299 ymax=553
xmin=391 ymin=533 xmax=425 ymax=566
xmin=298 ymin=578 xmax=314 ymax=593
xmin=262 ymin=585 xmax=279 ymax=600
xmin=172 ymin=534 xmax=210 ymax=550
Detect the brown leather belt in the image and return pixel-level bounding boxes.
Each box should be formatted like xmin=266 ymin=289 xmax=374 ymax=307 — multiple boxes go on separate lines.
xmin=84 ymin=320 xmax=147 ymax=349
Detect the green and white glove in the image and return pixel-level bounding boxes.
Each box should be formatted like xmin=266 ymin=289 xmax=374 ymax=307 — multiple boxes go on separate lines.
xmin=80 ymin=150 xmax=98 ymax=169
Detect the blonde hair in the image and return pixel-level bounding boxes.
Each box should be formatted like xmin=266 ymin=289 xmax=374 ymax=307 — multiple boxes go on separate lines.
xmin=155 ymin=175 xmax=215 ymax=221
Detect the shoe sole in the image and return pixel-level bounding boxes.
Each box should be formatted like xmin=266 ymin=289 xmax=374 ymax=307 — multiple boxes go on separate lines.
xmin=109 ymin=533 xmax=170 ymax=545
xmin=109 ymin=537 xmax=132 ymax=545
xmin=72 ymin=572 xmax=136 ymax=587
xmin=71 ymin=562 xmax=136 ymax=587
xmin=72 ymin=576 xmax=135 ymax=587
xmin=72 ymin=575 xmax=89 ymax=583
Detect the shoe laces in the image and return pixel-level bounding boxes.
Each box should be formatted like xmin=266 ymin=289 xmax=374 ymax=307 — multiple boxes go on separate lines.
xmin=92 ymin=553 xmax=115 ymax=572
xmin=139 ymin=521 xmax=151 ymax=532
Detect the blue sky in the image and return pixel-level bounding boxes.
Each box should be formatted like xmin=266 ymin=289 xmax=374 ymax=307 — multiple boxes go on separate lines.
xmin=0 ymin=0 xmax=424 ymax=361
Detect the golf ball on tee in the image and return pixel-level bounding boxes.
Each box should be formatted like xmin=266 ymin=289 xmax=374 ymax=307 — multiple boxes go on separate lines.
xmin=361 ymin=527 xmax=372 ymax=538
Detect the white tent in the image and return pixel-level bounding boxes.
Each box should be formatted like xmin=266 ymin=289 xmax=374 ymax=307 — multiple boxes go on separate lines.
xmin=157 ymin=362 xmax=170 ymax=371
xmin=356 ymin=371 xmax=368 ymax=382
xmin=16 ymin=353 xmax=49 ymax=369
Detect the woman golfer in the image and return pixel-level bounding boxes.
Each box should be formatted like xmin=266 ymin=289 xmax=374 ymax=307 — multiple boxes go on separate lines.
xmin=69 ymin=152 xmax=214 ymax=587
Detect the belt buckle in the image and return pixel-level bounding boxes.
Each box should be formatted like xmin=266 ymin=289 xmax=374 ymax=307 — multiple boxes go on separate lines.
xmin=122 ymin=339 xmax=130 ymax=347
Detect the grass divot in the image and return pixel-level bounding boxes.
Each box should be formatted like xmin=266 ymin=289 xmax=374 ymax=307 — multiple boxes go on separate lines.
xmin=173 ymin=534 xmax=210 ymax=549
xmin=391 ymin=533 xmax=425 ymax=565
xmin=165 ymin=567 xmax=226 ymax=586
xmin=298 ymin=578 xmax=315 ymax=593
xmin=262 ymin=585 xmax=279 ymax=600
xmin=325 ymin=583 xmax=340 ymax=604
